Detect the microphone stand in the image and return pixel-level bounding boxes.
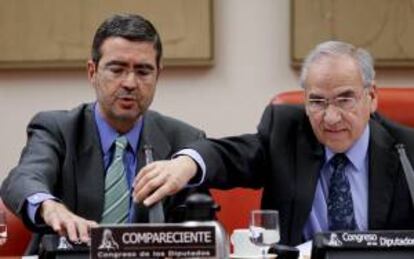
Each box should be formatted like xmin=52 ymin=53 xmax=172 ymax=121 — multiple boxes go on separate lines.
xmin=144 ymin=145 xmax=165 ymax=223
xmin=395 ymin=143 xmax=414 ymax=208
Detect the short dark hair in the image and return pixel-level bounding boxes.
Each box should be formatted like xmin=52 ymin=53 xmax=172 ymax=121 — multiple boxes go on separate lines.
xmin=91 ymin=13 xmax=162 ymax=68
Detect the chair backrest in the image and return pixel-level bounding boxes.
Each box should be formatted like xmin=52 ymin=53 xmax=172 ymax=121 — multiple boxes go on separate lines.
xmin=211 ymin=188 xmax=262 ymax=234
xmin=0 ymin=198 xmax=31 ymax=256
xmin=212 ymin=87 xmax=414 ymax=236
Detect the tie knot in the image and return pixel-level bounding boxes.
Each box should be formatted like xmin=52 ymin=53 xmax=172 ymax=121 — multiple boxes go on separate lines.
xmin=330 ymin=153 xmax=348 ymax=171
xmin=114 ymin=136 xmax=128 ymax=157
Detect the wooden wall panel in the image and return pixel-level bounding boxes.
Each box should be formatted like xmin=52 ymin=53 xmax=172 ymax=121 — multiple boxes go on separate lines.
xmin=0 ymin=0 xmax=213 ymax=68
xmin=292 ymin=0 xmax=414 ymax=67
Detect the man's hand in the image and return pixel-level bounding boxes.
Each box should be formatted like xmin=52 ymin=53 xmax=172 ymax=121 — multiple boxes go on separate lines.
xmin=40 ymin=200 xmax=99 ymax=244
xmin=133 ymin=156 xmax=198 ymax=206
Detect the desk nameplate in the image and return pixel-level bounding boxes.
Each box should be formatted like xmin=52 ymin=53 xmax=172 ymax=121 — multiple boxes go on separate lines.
xmin=91 ymin=224 xmax=216 ymax=259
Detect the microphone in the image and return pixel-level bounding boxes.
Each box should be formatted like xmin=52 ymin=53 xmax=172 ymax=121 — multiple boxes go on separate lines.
xmin=144 ymin=145 xmax=165 ymax=223
xmin=184 ymin=193 xmax=219 ymax=221
xmin=395 ymin=143 xmax=414 ymax=208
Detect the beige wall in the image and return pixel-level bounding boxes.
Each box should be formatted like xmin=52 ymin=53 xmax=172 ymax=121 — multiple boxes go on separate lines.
xmin=1 ymin=0 xmax=414 ymax=182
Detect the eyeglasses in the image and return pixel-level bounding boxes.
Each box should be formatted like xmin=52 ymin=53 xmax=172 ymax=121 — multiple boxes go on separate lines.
xmin=99 ymin=64 xmax=156 ymax=83
xmin=306 ymin=90 xmax=367 ymax=114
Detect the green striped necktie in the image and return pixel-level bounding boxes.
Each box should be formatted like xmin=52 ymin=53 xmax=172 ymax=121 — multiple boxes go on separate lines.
xmin=101 ymin=136 xmax=129 ymax=224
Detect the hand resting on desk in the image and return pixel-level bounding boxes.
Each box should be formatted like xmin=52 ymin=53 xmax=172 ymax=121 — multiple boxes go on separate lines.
xmin=40 ymin=200 xmax=98 ymax=244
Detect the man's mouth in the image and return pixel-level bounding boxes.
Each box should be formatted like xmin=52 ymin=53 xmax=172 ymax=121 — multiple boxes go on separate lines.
xmin=117 ymin=96 xmax=136 ymax=108
xmin=324 ymin=128 xmax=347 ymax=137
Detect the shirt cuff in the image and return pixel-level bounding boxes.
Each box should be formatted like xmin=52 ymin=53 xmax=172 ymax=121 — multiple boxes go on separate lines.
xmin=27 ymin=193 xmax=57 ymax=224
xmin=174 ymin=149 xmax=206 ymax=187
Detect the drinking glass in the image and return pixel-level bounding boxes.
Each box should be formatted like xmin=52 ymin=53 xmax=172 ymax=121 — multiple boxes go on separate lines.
xmin=249 ymin=210 xmax=280 ymax=258
xmin=0 ymin=211 xmax=7 ymax=246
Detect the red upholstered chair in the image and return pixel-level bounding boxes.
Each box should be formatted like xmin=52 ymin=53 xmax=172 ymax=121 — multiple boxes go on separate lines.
xmin=211 ymin=188 xmax=262 ymax=234
xmin=0 ymin=198 xmax=31 ymax=256
xmin=212 ymin=87 xmax=414 ymax=235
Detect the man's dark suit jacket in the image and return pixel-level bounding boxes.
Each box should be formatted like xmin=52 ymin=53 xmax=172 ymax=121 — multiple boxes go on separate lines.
xmin=189 ymin=104 xmax=414 ymax=246
xmin=1 ymin=103 xmax=207 ymax=231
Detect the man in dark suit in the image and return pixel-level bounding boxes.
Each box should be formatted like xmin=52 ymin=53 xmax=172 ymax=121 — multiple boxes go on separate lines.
xmin=133 ymin=41 xmax=414 ymax=246
xmin=0 ymin=14 xmax=207 ymax=245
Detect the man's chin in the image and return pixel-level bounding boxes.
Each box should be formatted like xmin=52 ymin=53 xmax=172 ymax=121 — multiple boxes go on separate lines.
xmin=325 ymin=141 xmax=351 ymax=153
xmin=113 ymin=110 xmax=142 ymax=122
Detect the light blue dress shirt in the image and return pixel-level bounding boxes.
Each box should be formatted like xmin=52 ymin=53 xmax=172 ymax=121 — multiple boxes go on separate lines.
xmin=27 ymin=103 xmax=143 ymax=223
xmin=302 ymin=125 xmax=369 ymax=241
xmin=94 ymin=104 xmax=143 ymax=189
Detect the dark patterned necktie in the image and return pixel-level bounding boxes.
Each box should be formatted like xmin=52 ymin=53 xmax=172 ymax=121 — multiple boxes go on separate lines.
xmin=327 ymin=153 xmax=356 ymax=231
xmin=101 ymin=136 xmax=129 ymax=223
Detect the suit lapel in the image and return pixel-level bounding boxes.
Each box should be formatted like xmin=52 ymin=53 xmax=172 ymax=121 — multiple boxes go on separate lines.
xmin=133 ymin=111 xmax=172 ymax=222
xmin=74 ymin=104 xmax=105 ymax=221
xmin=290 ymin=118 xmax=324 ymax=244
xmin=368 ymin=119 xmax=399 ymax=228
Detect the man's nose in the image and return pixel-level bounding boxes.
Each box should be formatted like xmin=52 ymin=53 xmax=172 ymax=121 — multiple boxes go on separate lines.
xmin=122 ymin=71 xmax=139 ymax=89
xmin=323 ymin=104 xmax=342 ymax=124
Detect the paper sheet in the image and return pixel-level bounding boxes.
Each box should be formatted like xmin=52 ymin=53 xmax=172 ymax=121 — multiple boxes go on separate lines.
xmin=296 ymin=240 xmax=312 ymax=259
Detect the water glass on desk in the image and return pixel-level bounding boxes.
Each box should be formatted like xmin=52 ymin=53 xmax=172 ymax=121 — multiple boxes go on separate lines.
xmin=0 ymin=211 xmax=7 ymax=246
xmin=249 ymin=210 xmax=280 ymax=258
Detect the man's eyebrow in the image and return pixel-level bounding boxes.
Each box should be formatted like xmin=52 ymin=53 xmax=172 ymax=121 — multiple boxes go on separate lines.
xmin=307 ymin=89 xmax=357 ymax=99
xmin=308 ymin=93 xmax=324 ymax=99
xmin=133 ymin=63 xmax=155 ymax=71
xmin=336 ymin=89 xmax=357 ymax=97
xmin=103 ymin=61 xmax=155 ymax=71
xmin=103 ymin=60 xmax=128 ymax=67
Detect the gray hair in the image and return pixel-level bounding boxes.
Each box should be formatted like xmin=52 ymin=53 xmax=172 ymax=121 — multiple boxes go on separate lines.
xmin=299 ymin=41 xmax=375 ymax=89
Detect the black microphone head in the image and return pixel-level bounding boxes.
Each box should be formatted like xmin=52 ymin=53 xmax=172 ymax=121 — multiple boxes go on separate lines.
xmin=184 ymin=193 xmax=219 ymax=221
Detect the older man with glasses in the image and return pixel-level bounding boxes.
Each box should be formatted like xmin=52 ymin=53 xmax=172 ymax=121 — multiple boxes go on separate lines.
xmin=133 ymin=40 xmax=414 ymax=246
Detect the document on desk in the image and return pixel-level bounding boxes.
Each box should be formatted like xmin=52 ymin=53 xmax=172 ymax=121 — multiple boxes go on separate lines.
xmin=296 ymin=240 xmax=312 ymax=259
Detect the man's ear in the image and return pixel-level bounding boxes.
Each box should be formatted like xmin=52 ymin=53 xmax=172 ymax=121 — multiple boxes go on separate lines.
xmin=156 ymin=62 xmax=163 ymax=80
xmin=369 ymin=83 xmax=378 ymax=113
xmin=87 ymin=60 xmax=97 ymax=84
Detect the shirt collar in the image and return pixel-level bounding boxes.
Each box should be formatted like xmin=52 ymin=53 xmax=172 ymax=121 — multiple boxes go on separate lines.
xmin=94 ymin=103 xmax=143 ymax=155
xmin=325 ymin=125 xmax=370 ymax=171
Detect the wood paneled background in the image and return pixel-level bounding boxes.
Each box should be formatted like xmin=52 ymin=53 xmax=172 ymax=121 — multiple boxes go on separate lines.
xmin=292 ymin=0 xmax=414 ymax=67
xmin=0 ymin=0 xmax=213 ymax=69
